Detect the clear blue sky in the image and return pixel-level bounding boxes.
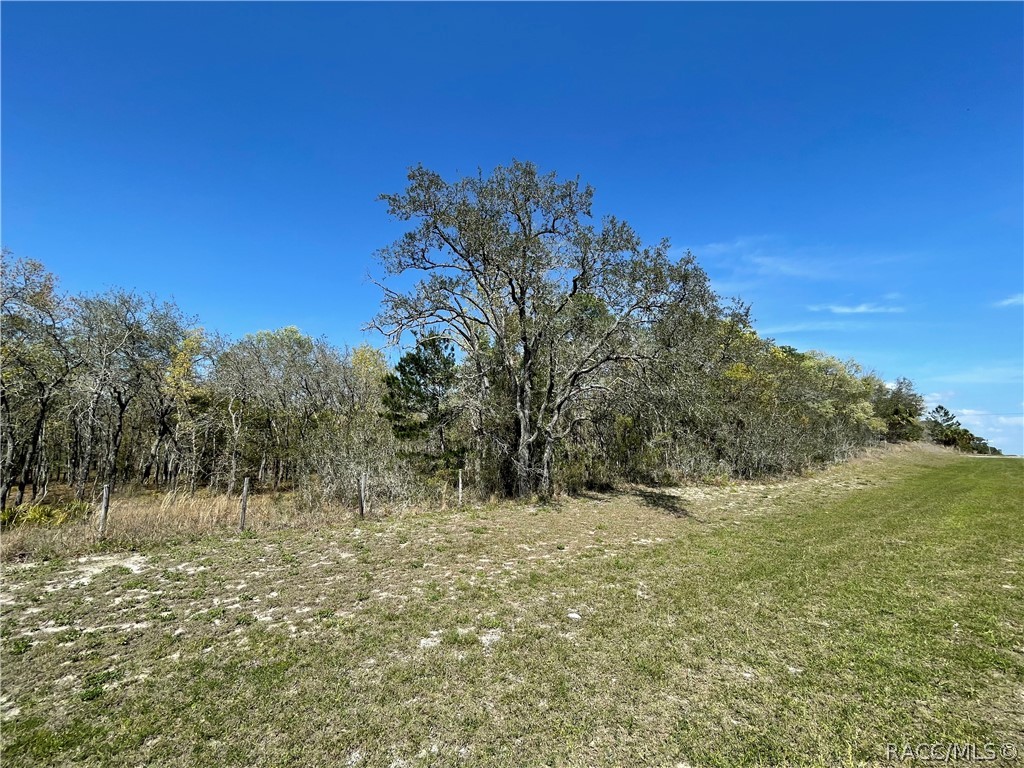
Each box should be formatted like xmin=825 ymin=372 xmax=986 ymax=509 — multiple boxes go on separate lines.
xmin=3 ymin=3 xmax=1022 ymax=452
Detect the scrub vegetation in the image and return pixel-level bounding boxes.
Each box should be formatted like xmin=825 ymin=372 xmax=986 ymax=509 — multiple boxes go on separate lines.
xmin=0 ymin=162 xmax=1003 ymax=529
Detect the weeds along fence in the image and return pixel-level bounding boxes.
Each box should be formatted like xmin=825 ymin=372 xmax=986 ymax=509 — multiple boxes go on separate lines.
xmin=0 ymin=483 xmax=351 ymax=562
xmin=0 ymin=463 xmax=471 ymax=561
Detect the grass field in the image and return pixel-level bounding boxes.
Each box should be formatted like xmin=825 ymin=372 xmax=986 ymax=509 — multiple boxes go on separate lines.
xmin=1 ymin=445 xmax=1022 ymax=767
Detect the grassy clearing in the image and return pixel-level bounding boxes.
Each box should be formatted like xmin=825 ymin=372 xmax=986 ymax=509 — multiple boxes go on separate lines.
xmin=1 ymin=445 xmax=1021 ymax=766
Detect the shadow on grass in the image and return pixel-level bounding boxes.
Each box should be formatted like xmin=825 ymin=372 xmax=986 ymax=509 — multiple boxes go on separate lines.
xmin=573 ymin=489 xmax=615 ymax=502
xmin=634 ymin=489 xmax=701 ymax=520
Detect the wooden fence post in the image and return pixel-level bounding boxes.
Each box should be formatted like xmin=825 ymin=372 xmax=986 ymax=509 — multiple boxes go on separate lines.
xmin=98 ymin=484 xmax=110 ymax=540
xmin=240 ymin=477 xmax=250 ymax=531
xmin=358 ymin=472 xmax=367 ymax=519
xmin=458 ymin=469 xmax=463 ymax=507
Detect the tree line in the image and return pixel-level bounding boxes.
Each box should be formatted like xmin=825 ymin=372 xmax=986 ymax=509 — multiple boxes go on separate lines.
xmin=0 ymin=161 xmax=1002 ymax=515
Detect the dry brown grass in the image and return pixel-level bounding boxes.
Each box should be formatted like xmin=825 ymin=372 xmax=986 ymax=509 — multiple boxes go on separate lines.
xmin=0 ymin=490 xmax=355 ymax=561
xmin=0 ymin=442 xmax=943 ymax=563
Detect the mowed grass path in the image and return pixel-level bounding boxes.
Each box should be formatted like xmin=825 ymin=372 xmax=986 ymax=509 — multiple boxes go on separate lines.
xmin=2 ymin=447 xmax=1022 ymax=766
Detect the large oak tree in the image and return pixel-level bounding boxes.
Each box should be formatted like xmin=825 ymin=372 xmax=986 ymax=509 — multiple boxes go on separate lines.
xmin=371 ymin=160 xmax=718 ymax=497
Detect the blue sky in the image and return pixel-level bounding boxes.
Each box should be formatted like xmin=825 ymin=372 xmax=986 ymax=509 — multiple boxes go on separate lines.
xmin=3 ymin=3 xmax=1022 ymax=452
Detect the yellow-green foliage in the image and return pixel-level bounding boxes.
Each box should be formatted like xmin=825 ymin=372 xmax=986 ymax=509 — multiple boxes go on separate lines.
xmin=1 ymin=500 xmax=91 ymax=529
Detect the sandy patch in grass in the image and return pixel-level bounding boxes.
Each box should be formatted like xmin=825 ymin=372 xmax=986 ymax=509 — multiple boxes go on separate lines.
xmin=45 ymin=552 xmax=149 ymax=589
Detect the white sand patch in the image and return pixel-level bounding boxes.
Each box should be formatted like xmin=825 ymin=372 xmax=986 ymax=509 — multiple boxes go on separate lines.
xmin=480 ymin=629 xmax=503 ymax=648
xmin=110 ymin=588 xmax=164 ymax=607
xmin=415 ymin=744 xmax=440 ymax=758
xmin=172 ymin=563 xmax=208 ymax=575
xmin=36 ymin=624 xmax=74 ymax=634
xmin=0 ymin=693 xmax=20 ymax=721
xmin=372 ymin=590 xmax=408 ymax=601
xmin=419 ymin=630 xmax=442 ymax=649
xmin=75 ymin=621 xmax=150 ymax=634
xmin=55 ymin=553 xmax=150 ymax=589
xmin=85 ymin=553 xmax=147 ymax=573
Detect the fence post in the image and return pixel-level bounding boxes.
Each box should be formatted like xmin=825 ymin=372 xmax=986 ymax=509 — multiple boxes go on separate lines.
xmin=98 ymin=483 xmax=110 ymax=540
xmin=358 ymin=473 xmax=367 ymax=519
xmin=458 ymin=469 xmax=463 ymax=507
xmin=240 ymin=477 xmax=250 ymax=531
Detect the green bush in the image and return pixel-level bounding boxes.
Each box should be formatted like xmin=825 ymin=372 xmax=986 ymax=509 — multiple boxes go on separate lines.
xmin=1 ymin=501 xmax=92 ymax=529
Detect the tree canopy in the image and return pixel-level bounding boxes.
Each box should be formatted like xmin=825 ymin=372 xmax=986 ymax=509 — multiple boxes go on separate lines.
xmin=1 ymin=164 xmax=998 ymax=514
xmin=372 ymin=160 xmax=721 ymax=496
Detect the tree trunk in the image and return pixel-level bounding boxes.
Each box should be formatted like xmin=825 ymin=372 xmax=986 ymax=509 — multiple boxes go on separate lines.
xmin=17 ymin=397 xmax=49 ymax=506
xmin=75 ymin=388 xmax=103 ymax=501
xmin=538 ymin=437 xmax=555 ymax=500
xmin=105 ymin=395 xmax=131 ymax=493
xmin=515 ymin=380 xmax=536 ymax=497
xmin=227 ymin=450 xmax=238 ymax=497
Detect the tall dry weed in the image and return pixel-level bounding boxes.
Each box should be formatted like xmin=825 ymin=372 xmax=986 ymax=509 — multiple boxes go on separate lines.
xmin=0 ymin=491 xmax=352 ymax=561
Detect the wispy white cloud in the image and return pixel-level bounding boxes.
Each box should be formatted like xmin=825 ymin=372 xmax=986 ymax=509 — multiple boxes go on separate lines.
xmin=808 ymin=303 xmax=904 ymax=315
xmin=922 ymin=391 xmax=956 ymax=411
xmin=694 ymin=235 xmax=774 ymax=258
xmin=994 ymin=293 xmax=1024 ymax=307
xmin=757 ymin=320 xmax=868 ymax=335
xmin=691 ymin=235 xmax=914 ymax=284
xmin=933 ymin=365 xmax=1024 ymax=385
xmin=957 ymin=409 xmax=1024 ymax=453
xmin=960 ymin=409 xmax=1024 ymax=427
xmin=748 ymin=254 xmax=836 ymax=280
xmin=708 ymin=278 xmax=759 ymax=298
